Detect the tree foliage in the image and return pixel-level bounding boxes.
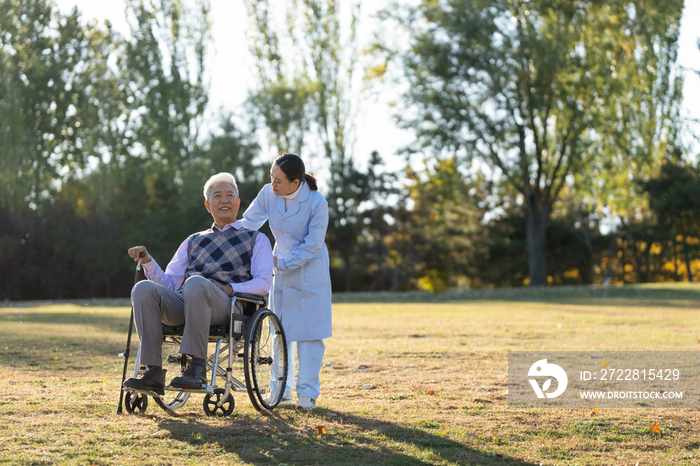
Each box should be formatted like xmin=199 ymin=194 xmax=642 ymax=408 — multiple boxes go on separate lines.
xmin=0 ymin=0 xmax=694 ymax=299
xmin=387 ymin=0 xmax=685 ymax=285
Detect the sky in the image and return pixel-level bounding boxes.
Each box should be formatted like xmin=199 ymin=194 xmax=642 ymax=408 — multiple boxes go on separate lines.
xmin=53 ymin=0 xmax=700 ymax=170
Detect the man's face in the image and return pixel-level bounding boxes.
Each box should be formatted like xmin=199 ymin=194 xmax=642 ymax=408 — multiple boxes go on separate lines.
xmin=205 ymin=182 xmax=240 ymax=226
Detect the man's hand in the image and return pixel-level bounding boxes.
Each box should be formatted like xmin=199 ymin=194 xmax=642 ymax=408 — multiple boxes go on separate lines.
xmin=211 ymin=281 xmax=233 ymax=297
xmin=273 ymin=256 xmax=277 ymax=268
xmin=127 ymin=246 xmax=152 ymax=264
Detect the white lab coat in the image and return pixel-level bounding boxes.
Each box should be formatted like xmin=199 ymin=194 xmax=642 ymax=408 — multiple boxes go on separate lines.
xmin=240 ymin=182 xmax=332 ymax=342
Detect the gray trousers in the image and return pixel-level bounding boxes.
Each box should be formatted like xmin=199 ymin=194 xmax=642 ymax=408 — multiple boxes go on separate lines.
xmin=131 ymin=275 xmax=234 ymax=366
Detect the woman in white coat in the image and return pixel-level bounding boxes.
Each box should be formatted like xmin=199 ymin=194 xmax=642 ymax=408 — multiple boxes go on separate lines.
xmin=240 ymin=153 xmax=332 ymax=410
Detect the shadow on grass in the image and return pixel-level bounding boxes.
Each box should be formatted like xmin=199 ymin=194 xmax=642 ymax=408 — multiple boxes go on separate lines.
xmin=333 ymin=284 xmax=700 ymax=307
xmin=0 ymin=312 xmax=129 ymax=369
xmin=0 ymin=311 xmax=129 ymax=329
xmin=0 ymin=336 xmax=125 ymax=369
xmin=154 ymin=408 xmax=538 ymax=466
xmin=0 ymin=298 xmax=131 ymax=308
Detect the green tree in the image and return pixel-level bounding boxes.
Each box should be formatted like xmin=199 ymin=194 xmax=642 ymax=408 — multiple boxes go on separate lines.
xmin=0 ymin=0 xmax=223 ymax=299
xmin=0 ymin=0 xmax=116 ymax=217
xmin=386 ymin=0 xmax=684 ymax=286
xmin=403 ymin=158 xmax=485 ymax=292
xmin=643 ymin=163 xmax=700 ymax=282
xmin=0 ymin=0 xmax=126 ymax=298
xmin=244 ymin=0 xmax=385 ymax=290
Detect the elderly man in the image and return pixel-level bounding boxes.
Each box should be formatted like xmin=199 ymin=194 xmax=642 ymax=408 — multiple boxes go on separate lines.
xmin=123 ymin=172 xmax=273 ymax=394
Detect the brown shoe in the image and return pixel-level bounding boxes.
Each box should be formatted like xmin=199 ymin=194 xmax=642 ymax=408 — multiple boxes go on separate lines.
xmin=123 ymin=366 xmax=166 ymax=396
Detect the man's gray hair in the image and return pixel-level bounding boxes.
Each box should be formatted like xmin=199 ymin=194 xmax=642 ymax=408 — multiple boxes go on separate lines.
xmin=203 ymin=172 xmax=239 ymax=200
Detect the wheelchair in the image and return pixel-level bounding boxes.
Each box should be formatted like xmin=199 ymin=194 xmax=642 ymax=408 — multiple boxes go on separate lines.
xmin=119 ymin=289 xmax=289 ymax=416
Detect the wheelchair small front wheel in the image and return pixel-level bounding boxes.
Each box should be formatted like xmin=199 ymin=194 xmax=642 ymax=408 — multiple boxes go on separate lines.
xmin=124 ymin=391 xmax=148 ymax=414
xmin=203 ymin=389 xmax=234 ymax=417
xmin=244 ymin=308 xmax=288 ymax=412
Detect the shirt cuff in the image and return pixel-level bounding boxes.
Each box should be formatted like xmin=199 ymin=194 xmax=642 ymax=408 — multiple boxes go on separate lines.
xmin=141 ymin=260 xmax=157 ymax=278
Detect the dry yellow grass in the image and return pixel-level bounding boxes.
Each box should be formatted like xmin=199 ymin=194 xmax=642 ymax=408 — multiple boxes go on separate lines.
xmin=1 ymin=285 xmax=699 ymax=465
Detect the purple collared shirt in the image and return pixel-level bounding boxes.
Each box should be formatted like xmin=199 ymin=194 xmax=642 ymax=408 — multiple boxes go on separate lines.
xmin=142 ymin=221 xmax=273 ymax=296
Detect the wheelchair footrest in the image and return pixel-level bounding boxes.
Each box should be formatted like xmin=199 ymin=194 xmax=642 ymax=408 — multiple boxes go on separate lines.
xmin=164 ymin=384 xmax=214 ymax=395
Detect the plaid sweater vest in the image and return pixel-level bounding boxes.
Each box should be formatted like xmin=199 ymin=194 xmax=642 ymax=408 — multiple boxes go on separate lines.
xmin=185 ymin=227 xmax=259 ymax=286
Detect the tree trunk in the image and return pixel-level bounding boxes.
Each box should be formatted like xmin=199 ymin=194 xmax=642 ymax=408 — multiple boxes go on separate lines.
xmin=680 ymin=219 xmax=693 ymax=282
xmin=682 ymin=236 xmax=693 ymax=282
xmin=577 ymin=210 xmax=594 ymax=284
xmin=605 ymin=235 xmax=617 ymax=285
xmin=672 ymin=238 xmax=679 ymax=282
xmin=526 ymin=194 xmax=549 ymax=286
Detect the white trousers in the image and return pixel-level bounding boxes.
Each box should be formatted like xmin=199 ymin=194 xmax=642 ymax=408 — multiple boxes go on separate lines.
xmin=281 ymin=340 xmax=325 ymax=400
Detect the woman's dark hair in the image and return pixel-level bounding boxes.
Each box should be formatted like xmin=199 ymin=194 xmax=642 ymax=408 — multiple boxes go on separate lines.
xmin=274 ymin=153 xmax=318 ymax=191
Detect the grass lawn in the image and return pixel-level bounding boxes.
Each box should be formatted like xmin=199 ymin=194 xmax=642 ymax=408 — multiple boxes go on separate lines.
xmin=1 ymin=284 xmax=699 ymax=465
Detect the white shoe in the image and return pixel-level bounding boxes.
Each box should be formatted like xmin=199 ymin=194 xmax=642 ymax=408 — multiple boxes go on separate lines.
xmin=296 ymin=396 xmax=316 ymax=410
xmin=264 ymin=395 xmax=294 ymax=407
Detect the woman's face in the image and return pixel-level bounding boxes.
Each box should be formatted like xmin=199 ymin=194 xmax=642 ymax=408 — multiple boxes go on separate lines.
xmin=270 ymin=164 xmax=300 ymax=196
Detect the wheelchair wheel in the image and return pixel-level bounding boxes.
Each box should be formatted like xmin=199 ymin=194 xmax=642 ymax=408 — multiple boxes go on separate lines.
xmin=154 ymin=345 xmax=190 ymax=412
xmin=203 ymin=388 xmax=235 ymax=417
xmin=124 ymin=391 xmax=148 ymax=414
xmin=244 ymin=308 xmax=288 ymax=412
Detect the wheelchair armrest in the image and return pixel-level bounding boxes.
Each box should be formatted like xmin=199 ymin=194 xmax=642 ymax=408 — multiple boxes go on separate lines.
xmin=233 ymin=292 xmax=266 ymax=305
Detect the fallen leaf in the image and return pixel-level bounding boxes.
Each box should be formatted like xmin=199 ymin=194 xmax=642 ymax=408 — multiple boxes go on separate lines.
xmin=272 ymin=447 xmax=283 ymax=451
xmin=316 ymin=426 xmax=326 ymax=435
xmin=427 ymin=390 xmax=435 ymax=395
xmin=54 ymin=357 xmax=59 ymax=360
xmin=601 ymin=360 xmax=608 ymax=367
xmin=504 ymin=328 xmax=509 ymax=332
xmin=526 ymin=325 xmax=531 ymax=329
xmin=650 ymin=424 xmax=661 ymax=434
xmin=7 ymin=373 xmax=13 ymax=377
xmin=77 ymin=434 xmax=84 ymax=437
xmin=591 ymin=408 xmax=599 ymax=416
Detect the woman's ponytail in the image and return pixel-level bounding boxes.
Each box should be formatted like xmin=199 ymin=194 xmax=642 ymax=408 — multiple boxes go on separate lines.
xmin=304 ymin=173 xmax=318 ymax=191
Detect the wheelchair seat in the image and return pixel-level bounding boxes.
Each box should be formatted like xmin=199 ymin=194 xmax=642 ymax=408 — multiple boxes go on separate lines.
xmin=160 ymin=292 xmax=263 ymax=338
xmin=160 ymin=324 xmax=228 ymax=337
